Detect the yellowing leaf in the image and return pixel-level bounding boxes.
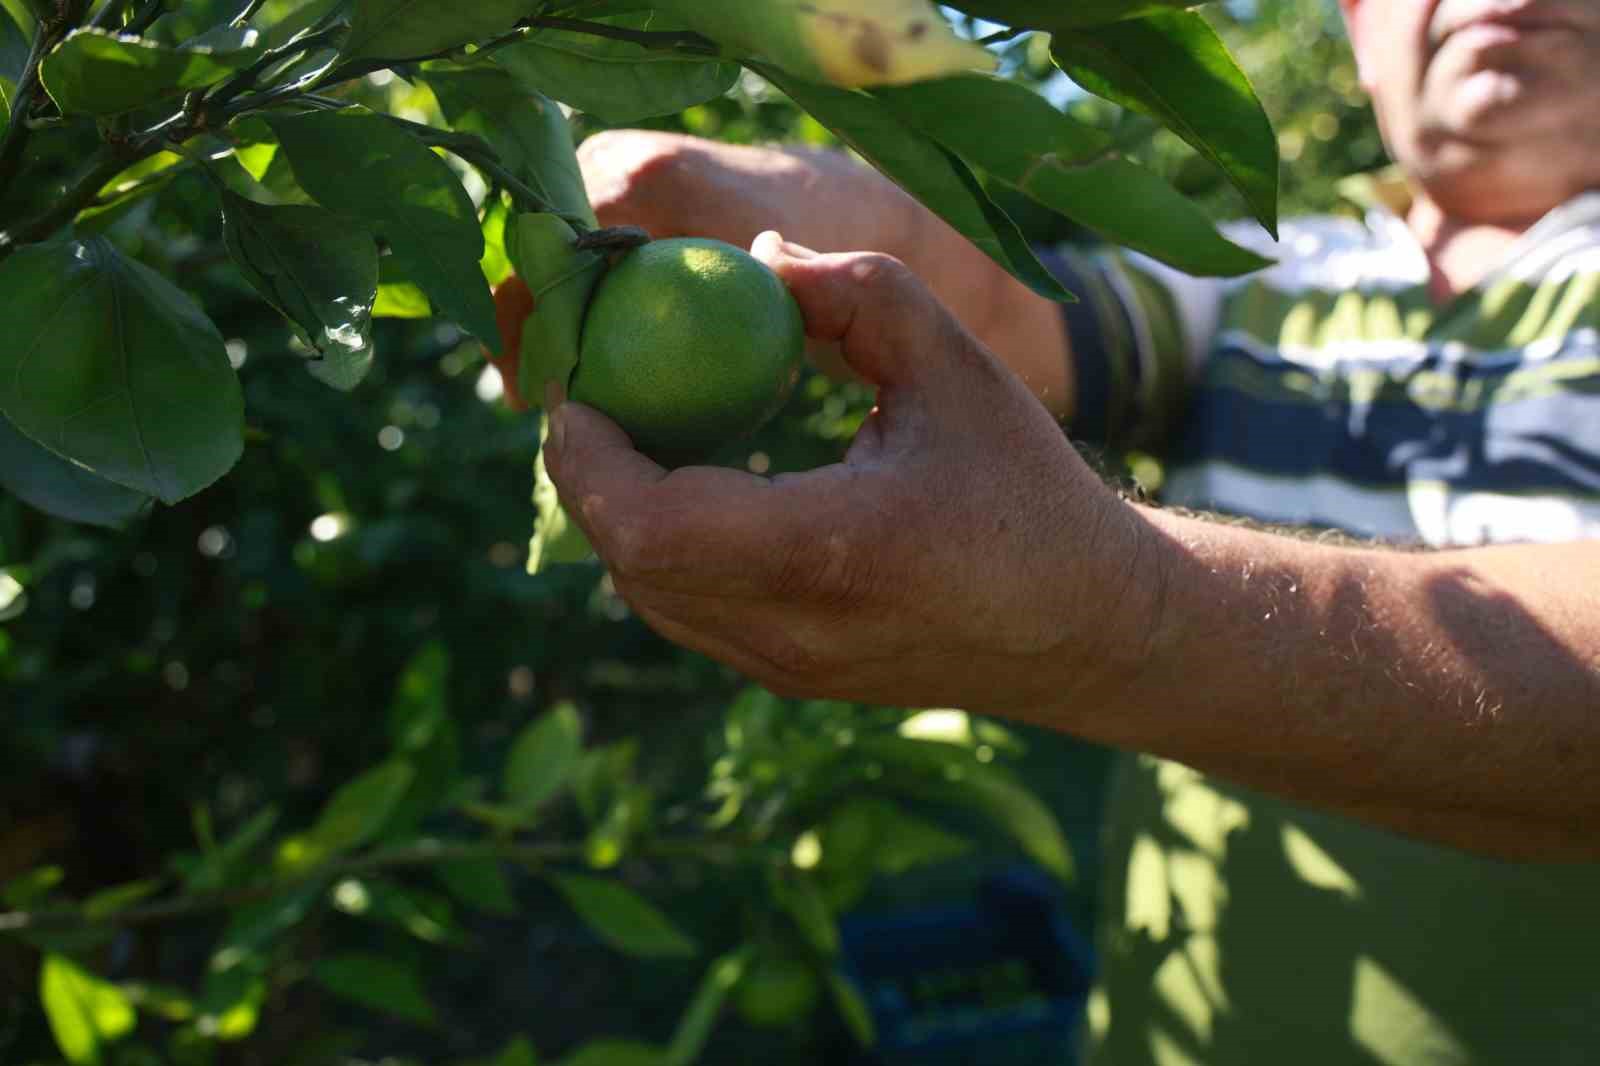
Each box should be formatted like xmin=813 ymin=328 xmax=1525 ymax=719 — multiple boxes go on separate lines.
xmin=652 ymin=0 xmax=994 ymax=88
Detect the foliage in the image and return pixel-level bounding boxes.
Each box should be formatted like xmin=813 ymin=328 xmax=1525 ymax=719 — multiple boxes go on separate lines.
xmin=0 ymin=0 xmax=1377 ymax=1061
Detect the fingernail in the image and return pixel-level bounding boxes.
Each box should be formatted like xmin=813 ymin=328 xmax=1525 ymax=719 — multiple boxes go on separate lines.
xmin=752 ymin=230 xmax=784 ymax=260
xmin=782 ymin=240 xmax=819 ymax=260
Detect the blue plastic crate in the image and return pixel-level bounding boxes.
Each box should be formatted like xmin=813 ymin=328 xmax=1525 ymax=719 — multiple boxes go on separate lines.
xmin=837 ymin=867 xmax=1096 ymax=1065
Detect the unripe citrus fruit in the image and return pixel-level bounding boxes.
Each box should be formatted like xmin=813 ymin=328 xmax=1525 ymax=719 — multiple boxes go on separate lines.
xmin=733 ymin=954 xmax=821 ymax=1027
xmin=570 ymin=238 xmax=805 ymax=465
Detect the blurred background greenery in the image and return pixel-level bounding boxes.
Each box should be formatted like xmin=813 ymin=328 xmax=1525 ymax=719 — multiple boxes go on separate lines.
xmin=1 ymin=1 xmax=1382 ymax=1062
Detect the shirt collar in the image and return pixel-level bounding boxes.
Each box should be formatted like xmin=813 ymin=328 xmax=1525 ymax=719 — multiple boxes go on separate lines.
xmin=1334 ymin=166 xmax=1600 ymax=287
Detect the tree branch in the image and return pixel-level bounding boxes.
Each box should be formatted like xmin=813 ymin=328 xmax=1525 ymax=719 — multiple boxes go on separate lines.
xmin=377 ymin=112 xmax=589 ymax=228
xmin=205 ymin=24 xmax=349 ymax=108
xmin=0 ymin=835 xmax=745 ymax=933
xmin=0 ymin=23 xmax=56 ymax=205
xmin=229 ymin=0 xmax=269 ymax=28
xmin=522 ymin=15 xmax=721 ymax=57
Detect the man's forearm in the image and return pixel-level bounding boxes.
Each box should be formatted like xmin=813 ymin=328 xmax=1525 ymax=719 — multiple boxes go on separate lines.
xmin=1053 ymin=508 xmax=1600 ymax=859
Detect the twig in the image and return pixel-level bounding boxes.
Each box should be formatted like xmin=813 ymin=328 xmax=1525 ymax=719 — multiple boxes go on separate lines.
xmin=0 ymin=835 xmax=744 ymax=933
xmin=0 ymin=25 xmax=54 ymax=205
xmin=229 ymin=0 xmax=268 ymax=28
xmin=0 ymin=150 xmax=136 ymax=253
xmin=206 ymin=24 xmax=348 ymax=108
xmin=87 ymin=0 xmax=129 ymax=31
xmin=575 ymin=225 xmax=651 ymax=252
xmin=522 ymin=14 xmax=720 ymax=57
xmin=122 ymin=0 xmax=164 ymax=36
xmin=376 ymin=113 xmax=587 ymax=225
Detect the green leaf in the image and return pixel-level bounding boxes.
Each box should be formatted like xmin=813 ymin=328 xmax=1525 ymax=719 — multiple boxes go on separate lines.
xmin=384 ymin=717 xmax=463 ymax=839
xmin=665 ymin=951 xmax=749 ymax=1066
xmin=571 ymin=739 xmax=638 ymax=824
xmin=375 ymin=255 xmax=434 ymax=318
xmin=770 ymin=871 xmax=839 ymax=956
xmin=423 ymin=65 xmax=596 ymax=227
xmin=221 ymin=189 xmax=379 ymax=391
xmin=196 ymin=964 xmax=266 ymax=1041
xmin=343 ymin=0 xmax=541 ymax=62
xmin=874 ymin=74 xmax=1272 ymax=276
xmin=854 ymin=736 xmax=1074 ymax=881
xmin=176 ymin=806 xmax=281 ymax=889
xmin=331 ymin=877 xmax=467 ymax=945
xmin=557 ymin=1040 xmax=666 ymax=1066
xmin=433 ymin=858 xmax=519 ymax=916
xmin=216 ymin=881 xmax=324 ymax=956
xmin=876 ymin=72 xmax=1111 ymax=167
xmin=827 ymin=972 xmax=875 ymax=1047
xmin=491 ymin=13 xmax=738 ymax=124
xmin=550 ymin=873 xmax=697 ymax=958
xmin=492 ymin=1036 xmax=540 ymax=1066
xmin=39 ymin=954 xmax=136 ymax=1065
xmin=313 ymin=952 xmax=437 ymax=1024
xmin=1051 ymin=11 xmax=1279 ymax=237
xmin=755 ymin=65 xmax=1070 ymax=304
xmin=387 ymin=641 xmax=451 ymax=752
xmin=266 ymin=107 xmax=499 ymax=345
xmin=258 ymin=0 xmax=350 ymax=49
xmin=202 ymin=807 xmax=279 ymax=889
xmin=582 ymin=782 xmax=650 ymax=869
xmin=0 ymin=408 xmax=152 ymax=527
xmin=39 ymin=26 xmax=261 ymax=116
xmin=2 ymin=864 xmax=64 ymax=908
xmin=461 ymin=799 xmax=542 ymax=831
xmin=0 ymin=3 xmax=27 ymax=117
xmin=82 ymin=879 xmax=161 ymax=920
xmin=530 ymin=408 xmax=593 ymax=574
xmin=299 ymin=760 xmax=415 ymax=863
xmin=503 ymin=701 xmax=582 ymax=809
xmin=0 ymin=238 xmax=244 ymax=505
xmin=121 ymin=982 xmax=196 ymax=1023
xmin=944 ymin=0 xmax=1191 ymax=30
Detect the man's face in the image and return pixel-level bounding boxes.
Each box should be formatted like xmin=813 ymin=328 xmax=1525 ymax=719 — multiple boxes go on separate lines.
xmin=1342 ymin=0 xmax=1600 ymax=222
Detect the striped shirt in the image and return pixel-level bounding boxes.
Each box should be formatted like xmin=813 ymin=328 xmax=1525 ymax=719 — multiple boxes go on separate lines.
xmin=1058 ymin=184 xmax=1600 ymax=544
xmin=1054 ymin=182 xmax=1600 ymax=1066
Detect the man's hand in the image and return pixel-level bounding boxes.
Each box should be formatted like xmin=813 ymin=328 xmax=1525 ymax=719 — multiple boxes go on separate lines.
xmin=543 ymin=232 xmax=1151 ymax=713
xmin=541 ymin=232 xmax=1600 ymax=859
xmin=578 ymin=131 xmax=1073 ymax=418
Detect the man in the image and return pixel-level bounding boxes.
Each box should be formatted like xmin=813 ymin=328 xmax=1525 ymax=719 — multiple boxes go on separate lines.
xmin=518 ymin=0 xmax=1600 ymax=1059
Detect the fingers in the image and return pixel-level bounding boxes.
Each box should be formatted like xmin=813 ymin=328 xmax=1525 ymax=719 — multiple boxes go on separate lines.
xmin=750 ymin=235 xmax=990 ymax=402
xmin=546 ymin=396 xmax=883 ymax=600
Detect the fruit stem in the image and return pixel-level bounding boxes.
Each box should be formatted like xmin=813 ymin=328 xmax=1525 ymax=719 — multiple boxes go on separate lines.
xmin=574 ymin=225 xmax=652 ymax=253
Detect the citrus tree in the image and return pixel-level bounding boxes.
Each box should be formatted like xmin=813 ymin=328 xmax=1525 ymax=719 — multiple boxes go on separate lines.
xmin=0 ymin=1 xmax=1283 ymax=1063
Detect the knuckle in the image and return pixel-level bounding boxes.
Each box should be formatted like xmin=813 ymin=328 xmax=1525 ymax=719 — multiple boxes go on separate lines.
xmin=769 ymin=523 xmax=882 ymax=611
xmin=596 ymin=512 xmax=654 ymax=577
xmin=846 ymin=252 xmax=913 ymax=293
xmin=746 ymin=630 xmax=828 ymax=694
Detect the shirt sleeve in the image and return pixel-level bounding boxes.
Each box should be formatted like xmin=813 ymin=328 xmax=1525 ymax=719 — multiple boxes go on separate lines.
xmin=1038 ymin=244 xmax=1229 ymax=452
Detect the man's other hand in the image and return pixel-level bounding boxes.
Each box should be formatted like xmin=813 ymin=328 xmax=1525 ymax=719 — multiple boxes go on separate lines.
xmin=578 ymin=132 xmax=1072 ymax=417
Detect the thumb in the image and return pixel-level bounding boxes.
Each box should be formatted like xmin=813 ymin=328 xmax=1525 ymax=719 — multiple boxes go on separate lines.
xmin=543 ymin=398 xmax=668 ymax=534
xmin=751 ymin=231 xmax=988 ymax=401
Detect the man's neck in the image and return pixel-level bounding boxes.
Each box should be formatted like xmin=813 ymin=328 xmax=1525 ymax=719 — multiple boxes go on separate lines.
xmin=1405 ymin=192 xmax=1537 ymax=304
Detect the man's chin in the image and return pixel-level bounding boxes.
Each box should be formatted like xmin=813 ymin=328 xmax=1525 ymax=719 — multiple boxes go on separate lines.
xmin=1409 ymin=141 xmax=1590 ymax=225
